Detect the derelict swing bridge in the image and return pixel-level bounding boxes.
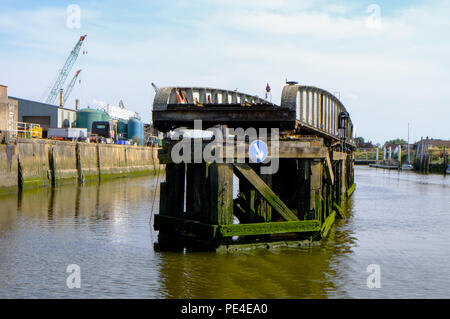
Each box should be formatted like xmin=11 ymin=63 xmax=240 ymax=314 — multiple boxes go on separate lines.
xmin=152 ymin=82 xmax=356 ymax=252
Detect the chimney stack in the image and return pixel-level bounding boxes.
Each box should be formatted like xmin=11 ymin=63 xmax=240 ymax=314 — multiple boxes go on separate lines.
xmin=59 ymin=89 xmax=64 ymax=107
xmin=75 ymin=99 xmax=80 ymax=110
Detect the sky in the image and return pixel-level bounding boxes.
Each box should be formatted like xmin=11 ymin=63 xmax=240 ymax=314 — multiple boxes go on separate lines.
xmin=0 ymin=0 xmax=449 ymax=144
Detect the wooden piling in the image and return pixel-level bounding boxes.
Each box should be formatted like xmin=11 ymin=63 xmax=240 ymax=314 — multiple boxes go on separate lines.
xmin=154 ymin=137 xmax=356 ymax=252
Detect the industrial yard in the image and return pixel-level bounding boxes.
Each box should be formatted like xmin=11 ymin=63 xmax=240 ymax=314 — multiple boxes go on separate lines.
xmin=0 ymin=35 xmax=163 ymax=195
xmin=0 ymin=35 xmax=159 ymax=148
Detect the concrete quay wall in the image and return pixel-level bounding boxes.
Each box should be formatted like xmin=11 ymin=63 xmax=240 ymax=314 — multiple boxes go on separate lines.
xmin=0 ymin=139 xmax=164 ymax=194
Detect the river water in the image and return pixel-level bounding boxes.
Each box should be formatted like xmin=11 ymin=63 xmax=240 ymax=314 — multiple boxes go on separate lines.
xmin=0 ymin=166 xmax=448 ymax=298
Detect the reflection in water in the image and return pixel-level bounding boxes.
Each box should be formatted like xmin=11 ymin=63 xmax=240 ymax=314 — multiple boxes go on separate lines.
xmin=0 ymin=167 xmax=449 ymax=298
xmin=0 ymin=176 xmax=164 ymax=298
xmin=157 ymin=231 xmax=354 ymax=299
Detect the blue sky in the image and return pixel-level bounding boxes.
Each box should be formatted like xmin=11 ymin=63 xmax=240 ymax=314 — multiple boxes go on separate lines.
xmin=0 ymin=0 xmax=449 ymax=144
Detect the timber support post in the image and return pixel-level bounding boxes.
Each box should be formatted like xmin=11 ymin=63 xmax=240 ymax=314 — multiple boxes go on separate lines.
xmin=152 ymin=83 xmax=356 ymax=252
xmin=154 ymin=136 xmax=356 ymax=252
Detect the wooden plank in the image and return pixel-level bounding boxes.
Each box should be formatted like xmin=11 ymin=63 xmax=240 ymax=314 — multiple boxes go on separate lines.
xmin=219 ymin=220 xmax=320 ymax=237
xmin=208 ymin=163 xmax=234 ymax=225
xmin=334 ymin=203 xmax=346 ymax=219
xmin=309 ymin=160 xmax=322 ymax=220
xmin=157 ymin=152 xmax=172 ymax=164
xmin=159 ymin=138 xmax=328 ymax=164
xmin=332 ymin=151 xmax=347 ymax=160
xmin=296 ymin=159 xmax=311 ymax=220
xmin=341 ymin=159 xmax=347 ymax=196
xmin=186 ymin=163 xmax=208 ymax=221
xmin=165 ymin=163 xmax=185 ymax=217
xmin=347 ymin=183 xmax=356 ymax=198
xmin=320 ymin=211 xmax=336 ymax=238
xmin=154 ymin=214 xmax=320 ymax=238
xmin=154 ymin=214 xmax=218 ymax=239
xmin=274 ymin=146 xmax=327 ymax=159
xmin=334 ymin=160 xmax=342 ymax=205
xmin=325 ymin=153 xmax=334 ymax=184
xmin=248 ymin=164 xmax=272 ymax=222
xmin=233 ymin=163 xmax=299 ymax=221
xmin=159 ymin=182 xmax=167 ymax=215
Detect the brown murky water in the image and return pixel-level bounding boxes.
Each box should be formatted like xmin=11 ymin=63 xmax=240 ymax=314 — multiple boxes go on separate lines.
xmin=0 ymin=166 xmax=449 ymax=298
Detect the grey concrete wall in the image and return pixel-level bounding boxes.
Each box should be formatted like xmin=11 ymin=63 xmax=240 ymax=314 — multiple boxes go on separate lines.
xmin=77 ymin=143 xmax=99 ymax=182
xmin=0 ymin=144 xmax=18 ymax=194
xmin=51 ymin=141 xmax=78 ymax=184
xmin=17 ymin=139 xmax=52 ymax=189
xmin=98 ymin=143 xmax=128 ymax=178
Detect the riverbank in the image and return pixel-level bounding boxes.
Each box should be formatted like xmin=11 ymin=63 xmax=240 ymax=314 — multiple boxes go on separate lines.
xmin=0 ymin=138 xmax=164 ymax=195
xmin=366 ymin=162 xmax=448 ymax=174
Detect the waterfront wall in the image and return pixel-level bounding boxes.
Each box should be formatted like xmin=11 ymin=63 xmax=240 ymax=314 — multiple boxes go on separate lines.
xmin=98 ymin=143 xmax=157 ymax=178
xmin=0 ymin=139 xmax=163 ymax=194
xmin=77 ymin=143 xmax=99 ymax=182
xmin=0 ymin=144 xmax=18 ymax=194
xmin=17 ymin=139 xmax=51 ymax=189
xmin=51 ymin=140 xmax=78 ymax=184
xmin=414 ymin=152 xmax=449 ymax=174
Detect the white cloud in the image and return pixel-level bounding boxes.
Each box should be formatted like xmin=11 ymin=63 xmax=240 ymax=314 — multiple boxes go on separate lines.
xmin=0 ymin=1 xmax=449 ymax=143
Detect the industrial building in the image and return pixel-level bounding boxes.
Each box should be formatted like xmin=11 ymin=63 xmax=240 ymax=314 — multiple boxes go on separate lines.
xmin=11 ymin=96 xmax=77 ymax=137
xmin=1 ymin=33 xmax=148 ymax=144
xmin=0 ymin=85 xmax=18 ymax=134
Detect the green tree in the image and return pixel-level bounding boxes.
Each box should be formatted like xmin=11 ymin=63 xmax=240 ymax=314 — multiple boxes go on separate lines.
xmin=384 ymin=138 xmax=407 ymax=146
xmin=355 ymin=137 xmax=365 ymax=145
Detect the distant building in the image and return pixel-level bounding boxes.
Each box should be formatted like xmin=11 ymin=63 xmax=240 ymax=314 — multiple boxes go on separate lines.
xmin=401 ymin=144 xmax=415 ymax=151
xmin=92 ymin=99 xmax=138 ymax=121
xmin=106 ymin=101 xmax=137 ymax=120
xmin=11 ymin=96 xmax=77 ymax=137
xmin=0 ymin=85 xmax=18 ymax=133
xmin=415 ymin=138 xmax=450 ymax=154
xmin=359 ymin=142 xmax=375 ymax=149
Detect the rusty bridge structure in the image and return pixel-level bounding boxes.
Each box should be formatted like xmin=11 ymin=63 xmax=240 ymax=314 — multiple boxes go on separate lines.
xmin=153 ymin=82 xmax=356 ymax=252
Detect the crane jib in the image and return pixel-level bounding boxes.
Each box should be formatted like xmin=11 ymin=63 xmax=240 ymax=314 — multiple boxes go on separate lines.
xmin=44 ymin=35 xmax=87 ymax=105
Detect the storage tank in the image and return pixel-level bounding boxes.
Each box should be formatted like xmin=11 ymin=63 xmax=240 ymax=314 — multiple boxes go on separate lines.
xmin=128 ymin=117 xmax=144 ymax=146
xmin=76 ymin=108 xmax=110 ymax=132
xmin=101 ymin=112 xmax=110 ymax=121
xmin=117 ymin=119 xmax=128 ymax=139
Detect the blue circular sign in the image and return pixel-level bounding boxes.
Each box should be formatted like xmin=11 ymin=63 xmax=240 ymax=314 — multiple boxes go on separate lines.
xmin=249 ymin=140 xmax=268 ymax=163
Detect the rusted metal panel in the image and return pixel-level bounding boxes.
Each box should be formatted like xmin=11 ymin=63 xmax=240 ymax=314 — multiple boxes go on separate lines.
xmin=153 ymin=106 xmax=296 ymax=131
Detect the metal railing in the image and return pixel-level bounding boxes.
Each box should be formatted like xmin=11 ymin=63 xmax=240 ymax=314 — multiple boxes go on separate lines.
xmin=152 ymin=84 xmax=355 ymax=147
xmin=281 ymin=84 xmax=355 ymax=145
xmin=13 ymin=122 xmax=43 ymax=139
xmin=153 ymin=87 xmax=275 ymax=111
